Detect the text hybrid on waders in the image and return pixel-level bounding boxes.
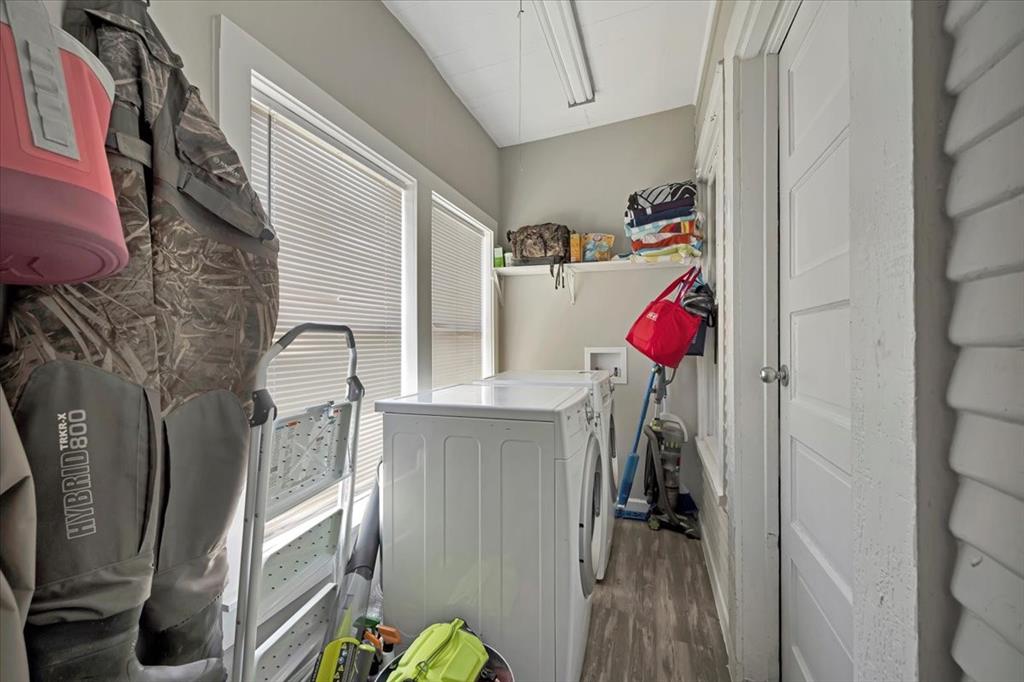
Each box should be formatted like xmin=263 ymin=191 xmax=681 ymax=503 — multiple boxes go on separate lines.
xmin=57 ymin=410 xmax=97 ymax=539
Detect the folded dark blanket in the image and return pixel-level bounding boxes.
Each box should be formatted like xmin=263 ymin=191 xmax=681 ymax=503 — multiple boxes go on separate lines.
xmin=626 ymin=199 xmax=696 ymax=228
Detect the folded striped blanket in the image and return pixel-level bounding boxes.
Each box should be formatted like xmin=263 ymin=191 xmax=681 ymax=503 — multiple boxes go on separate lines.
xmin=630 ymin=244 xmax=703 ymax=262
xmin=632 ymin=233 xmax=700 ymax=252
xmin=634 ymin=241 xmax=703 ymax=256
xmin=624 ymin=216 xmax=699 ymax=241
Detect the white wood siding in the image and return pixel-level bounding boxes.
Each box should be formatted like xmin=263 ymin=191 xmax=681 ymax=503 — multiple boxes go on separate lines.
xmin=700 ymin=468 xmax=733 ymax=654
xmin=944 ymin=2 xmax=1024 ymax=680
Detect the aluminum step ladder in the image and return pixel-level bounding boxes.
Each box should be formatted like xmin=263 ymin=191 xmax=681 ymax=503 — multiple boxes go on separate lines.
xmin=231 ymin=324 xmax=364 ymax=682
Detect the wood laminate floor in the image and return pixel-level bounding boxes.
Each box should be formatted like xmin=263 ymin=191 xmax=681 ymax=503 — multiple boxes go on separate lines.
xmin=580 ymin=520 xmax=731 ymax=682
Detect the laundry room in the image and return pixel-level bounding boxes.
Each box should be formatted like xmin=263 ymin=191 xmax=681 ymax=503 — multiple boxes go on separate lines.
xmin=4 ymin=0 xmax=1015 ymax=681
xmin=3 ymin=0 xmax=725 ymax=677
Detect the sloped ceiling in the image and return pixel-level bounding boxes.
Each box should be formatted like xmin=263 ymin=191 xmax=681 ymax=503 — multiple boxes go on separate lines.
xmin=384 ymin=0 xmax=714 ymax=147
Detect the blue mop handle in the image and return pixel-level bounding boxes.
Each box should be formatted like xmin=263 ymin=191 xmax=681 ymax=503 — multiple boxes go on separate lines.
xmin=616 ymin=365 xmax=659 ymax=508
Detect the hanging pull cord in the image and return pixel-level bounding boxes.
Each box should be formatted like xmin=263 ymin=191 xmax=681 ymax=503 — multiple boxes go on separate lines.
xmin=517 ymin=0 xmax=524 ymax=147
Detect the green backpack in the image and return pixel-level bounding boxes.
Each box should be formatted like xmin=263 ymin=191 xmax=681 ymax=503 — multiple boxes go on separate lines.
xmin=387 ymin=619 xmax=488 ymax=682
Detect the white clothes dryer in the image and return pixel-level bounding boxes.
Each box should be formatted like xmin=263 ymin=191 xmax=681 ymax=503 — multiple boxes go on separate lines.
xmin=376 ymin=384 xmax=598 ymax=682
xmin=476 ymin=370 xmax=616 ymax=580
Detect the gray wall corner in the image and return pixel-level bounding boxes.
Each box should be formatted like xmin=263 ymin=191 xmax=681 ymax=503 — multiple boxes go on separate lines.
xmin=498 ymin=107 xmax=697 ymax=251
xmin=910 ymin=1 xmax=960 ymax=679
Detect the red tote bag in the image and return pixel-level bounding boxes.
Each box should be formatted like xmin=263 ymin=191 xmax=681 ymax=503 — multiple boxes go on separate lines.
xmin=626 ymin=267 xmax=703 ymax=368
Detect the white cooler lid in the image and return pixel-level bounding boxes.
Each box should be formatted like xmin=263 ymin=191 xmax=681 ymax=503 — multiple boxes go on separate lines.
xmin=375 ymin=383 xmax=588 ymax=421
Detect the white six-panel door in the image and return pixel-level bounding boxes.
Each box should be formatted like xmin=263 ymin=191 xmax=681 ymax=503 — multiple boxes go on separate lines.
xmin=778 ymin=1 xmax=853 ymax=680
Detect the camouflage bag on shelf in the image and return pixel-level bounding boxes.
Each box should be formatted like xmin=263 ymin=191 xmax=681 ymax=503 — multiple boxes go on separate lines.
xmin=506 ymin=223 xmax=571 ymax=265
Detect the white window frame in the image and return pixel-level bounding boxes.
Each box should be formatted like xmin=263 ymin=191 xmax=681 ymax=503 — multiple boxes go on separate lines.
xmin=216 ymin=15 xmax=497 ymax=390
xmin=431 ymin=192 xmax=495 ymax=384
xmin=215 ymin=15 xmax=498 ymax=642
xmin=218 ymin=27 xmax=418 ymax=397
xmin=249 ymin=78 xmax=411 ymax=499
xmin=250 ymin=73 xmax=416 ymax=393
xmin=695 ymin=63 xmax=726 ymax=500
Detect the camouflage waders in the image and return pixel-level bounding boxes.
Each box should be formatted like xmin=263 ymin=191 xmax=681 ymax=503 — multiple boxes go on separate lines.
xmin=0 ymin=1 xmax=279 ymax=678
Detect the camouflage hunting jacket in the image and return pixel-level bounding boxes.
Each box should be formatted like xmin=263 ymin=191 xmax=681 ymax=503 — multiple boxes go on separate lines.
xmin=0 ymin=0 xmax=279 ymax=417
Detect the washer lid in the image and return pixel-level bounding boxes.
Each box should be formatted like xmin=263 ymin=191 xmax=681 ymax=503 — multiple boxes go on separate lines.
xmin=375 ymin=383 xmax=588 ymax=421
xmin=478 ymin=369 xmax=611 ymax=387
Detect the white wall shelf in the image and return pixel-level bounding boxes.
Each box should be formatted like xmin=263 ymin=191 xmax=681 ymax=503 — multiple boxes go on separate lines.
xmin=495 ymin=257 xmax=698 ymax=277
xmin=494 ymin=257 xmax=699 ymax=305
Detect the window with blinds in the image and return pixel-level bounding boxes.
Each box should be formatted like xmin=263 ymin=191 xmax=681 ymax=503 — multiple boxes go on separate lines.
xmin=431 ymin=200 xmax=489 ymax=387
xmin=251 ymin=95 xmax=405 ymax=499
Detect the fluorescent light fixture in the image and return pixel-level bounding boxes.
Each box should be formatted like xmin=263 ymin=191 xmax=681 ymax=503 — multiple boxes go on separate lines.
xmin=531 ymin=0 xmax=595 ymax=107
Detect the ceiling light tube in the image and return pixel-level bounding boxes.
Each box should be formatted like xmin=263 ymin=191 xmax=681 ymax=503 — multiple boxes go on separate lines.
xmin=532 ymin=0 xmax=595 ymax=107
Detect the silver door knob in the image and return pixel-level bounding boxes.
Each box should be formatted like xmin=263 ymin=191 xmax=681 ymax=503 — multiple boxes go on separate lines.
xmin=760 ymin=365 xmax=789 ymax=386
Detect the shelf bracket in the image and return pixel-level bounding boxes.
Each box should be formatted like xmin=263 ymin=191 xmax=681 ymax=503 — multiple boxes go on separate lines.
xmin=492 ymin=270 xmax=503 ymax=306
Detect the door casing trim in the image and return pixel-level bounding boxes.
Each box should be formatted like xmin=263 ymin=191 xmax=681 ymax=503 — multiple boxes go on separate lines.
xmin=700 ymin=2 xmax=801 ymax=681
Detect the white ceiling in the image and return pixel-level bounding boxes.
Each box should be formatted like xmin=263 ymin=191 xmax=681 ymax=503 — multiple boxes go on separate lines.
xmin=384 ymin=0 xmax=714 ymax=147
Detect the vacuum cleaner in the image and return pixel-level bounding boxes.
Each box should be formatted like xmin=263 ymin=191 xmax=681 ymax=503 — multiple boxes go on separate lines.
xmin=615 ymin=364 xmax=700 ymax=539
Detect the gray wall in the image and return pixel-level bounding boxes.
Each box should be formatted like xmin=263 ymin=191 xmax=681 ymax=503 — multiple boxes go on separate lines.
xmin=45 ymin=0 xmax=500 ymax=218
xmin=498 ymin=270 xmax=700 ymax=501
xmin=499 ymin=107 xmax=696 ymax=253
xmin=912 ymin=2 xmax=959 ymax=679
xmin=498 ymin=107 xmax=701 ymax=501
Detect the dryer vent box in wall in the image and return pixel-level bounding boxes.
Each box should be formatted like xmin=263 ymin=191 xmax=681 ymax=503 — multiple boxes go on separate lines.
xmin=584 ymin=347 xmax=627 ymax=385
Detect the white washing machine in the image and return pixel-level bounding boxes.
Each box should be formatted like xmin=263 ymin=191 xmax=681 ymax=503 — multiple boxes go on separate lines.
xmin=377 ymin=384 xmax=599 ymax=682
xmin=477 ymin=370 xmax=616 ymax=580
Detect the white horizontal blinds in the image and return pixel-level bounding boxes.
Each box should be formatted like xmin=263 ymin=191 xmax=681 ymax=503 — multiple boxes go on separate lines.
xmin=250 ymin=99 xmax=403 ymax=497
xmin=250 ymin=102 xmax=270 ymax=210
xmin=431 ymin=202 xmax=484 ymax=388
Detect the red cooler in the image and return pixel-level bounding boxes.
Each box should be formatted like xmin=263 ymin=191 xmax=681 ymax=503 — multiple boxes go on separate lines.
xmin=0 ymin=0 xmax=126 ymax=285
